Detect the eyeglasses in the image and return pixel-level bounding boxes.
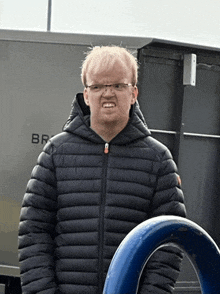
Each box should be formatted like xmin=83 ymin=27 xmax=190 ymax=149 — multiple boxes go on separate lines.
xmin=86 ymin=83 xmax=133 ymax=93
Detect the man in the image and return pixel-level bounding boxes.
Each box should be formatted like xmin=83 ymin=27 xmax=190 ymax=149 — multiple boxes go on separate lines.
xmin=18 ymin=46 xmax=186 ymax=293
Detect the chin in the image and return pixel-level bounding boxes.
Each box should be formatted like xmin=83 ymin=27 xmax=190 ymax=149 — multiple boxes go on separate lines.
xmin=103 ymin=116 xmax=127 ymax=126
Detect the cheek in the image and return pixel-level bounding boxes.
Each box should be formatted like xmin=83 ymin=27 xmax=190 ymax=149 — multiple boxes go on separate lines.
xmin=88 ymin=99 xmax=100 ymax=112
xmin=119 ymin=101 xmax=133 ymax=115
xmin=122 ymin=96 xmax=134 ymax=109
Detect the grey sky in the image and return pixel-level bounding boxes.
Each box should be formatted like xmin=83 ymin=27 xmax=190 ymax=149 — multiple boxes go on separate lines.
xmin=0 ymin=0 xmax=220 ymax=48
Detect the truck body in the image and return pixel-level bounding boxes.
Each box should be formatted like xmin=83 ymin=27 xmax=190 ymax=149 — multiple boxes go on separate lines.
xmin=1 ymin=29 xmax=220 ymax=293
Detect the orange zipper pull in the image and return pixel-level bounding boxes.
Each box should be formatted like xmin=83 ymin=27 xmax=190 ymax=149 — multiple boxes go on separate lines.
xmin=104 ymin=143 xmax=109 ymax=154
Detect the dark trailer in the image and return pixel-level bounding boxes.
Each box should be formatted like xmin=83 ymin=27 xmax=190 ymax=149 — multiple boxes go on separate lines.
xmin=0 ymin=29 xmax=220 ymax=293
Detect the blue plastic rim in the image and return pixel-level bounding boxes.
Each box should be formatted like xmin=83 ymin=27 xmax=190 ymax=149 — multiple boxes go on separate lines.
xmin=103 ymin=216 xmax=220 ymax=294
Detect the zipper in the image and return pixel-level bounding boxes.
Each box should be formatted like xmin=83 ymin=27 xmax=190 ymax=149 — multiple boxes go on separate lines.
xmin=104 ymin=142 xmax=109 ymax=154
xmin=98 ymin=142 xmax=110 ymax=293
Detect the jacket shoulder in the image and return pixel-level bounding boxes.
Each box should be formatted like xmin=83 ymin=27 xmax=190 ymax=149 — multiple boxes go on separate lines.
xmin=144 ymin=136 xmax=173 ymax=161
xmin=45 ymin=131 xmax=74 ymax=149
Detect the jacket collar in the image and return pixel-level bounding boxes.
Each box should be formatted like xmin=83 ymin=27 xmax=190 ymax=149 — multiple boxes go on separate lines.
xmin=63 ymin=93 xmax=151 ymax=144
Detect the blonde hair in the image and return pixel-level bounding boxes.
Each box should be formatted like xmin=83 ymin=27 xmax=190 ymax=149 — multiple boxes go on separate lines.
xmin=81 ymin=46 xmax=138 ymax=86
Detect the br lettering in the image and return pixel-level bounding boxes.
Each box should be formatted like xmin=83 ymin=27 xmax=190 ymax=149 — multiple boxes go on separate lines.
xmin=32 ymin=133 xmax=53 ymax=144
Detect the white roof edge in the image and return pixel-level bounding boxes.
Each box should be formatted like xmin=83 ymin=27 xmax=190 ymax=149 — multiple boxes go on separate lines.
xmin=1 ymin=29 xmax=220 ymax=52
xmin=0 ymin=29 xmax=153 ymax=49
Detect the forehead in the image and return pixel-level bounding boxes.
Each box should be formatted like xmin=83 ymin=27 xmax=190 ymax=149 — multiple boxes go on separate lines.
xmin=86 ymin=60 xmax=132 ymax=84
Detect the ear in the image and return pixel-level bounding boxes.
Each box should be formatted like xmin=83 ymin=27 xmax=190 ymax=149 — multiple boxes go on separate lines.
xmin=131 ymin=86 xmax=138 ymax=105
xmin=83 ymin=88 xmax=90 ymax=106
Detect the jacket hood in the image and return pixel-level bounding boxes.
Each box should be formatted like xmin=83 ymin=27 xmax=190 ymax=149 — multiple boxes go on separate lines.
xmin=63 ymin=93 xmax=151 ymax=144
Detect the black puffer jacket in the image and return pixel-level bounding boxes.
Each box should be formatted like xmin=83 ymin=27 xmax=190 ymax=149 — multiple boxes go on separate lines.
xmin=18 ymin=93 xmax=186 ymax=294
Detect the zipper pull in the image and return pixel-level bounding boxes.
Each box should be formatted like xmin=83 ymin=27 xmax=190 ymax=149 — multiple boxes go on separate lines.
xmin=104 ymin=143 xmax=109 ymax=154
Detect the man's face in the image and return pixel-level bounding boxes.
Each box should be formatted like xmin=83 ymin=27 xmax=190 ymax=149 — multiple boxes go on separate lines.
xmin=83 ymin=62 xmax=138 ymax=130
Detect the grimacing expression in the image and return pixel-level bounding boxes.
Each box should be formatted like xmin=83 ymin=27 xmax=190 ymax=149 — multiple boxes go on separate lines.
xmin=83 ymin=61 xmax=138 ymax=128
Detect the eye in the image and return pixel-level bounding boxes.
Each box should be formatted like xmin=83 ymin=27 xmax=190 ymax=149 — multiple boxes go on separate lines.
xmin=91 ymin=85 xmax=98 ymax=90
xmin=113 ymin=84 xmax=123 ymax=90
xmin=90 ymin=85 xmax=102 ymax=91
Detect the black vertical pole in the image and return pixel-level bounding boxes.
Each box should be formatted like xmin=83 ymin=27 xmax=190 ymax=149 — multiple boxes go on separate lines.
xmin=47 ymin=0 xmax=52 ymax=31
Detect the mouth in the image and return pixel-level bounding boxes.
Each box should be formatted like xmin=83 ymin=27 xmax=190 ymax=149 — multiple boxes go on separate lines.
xmin=102 ymin=102 xmax=116 ymax=108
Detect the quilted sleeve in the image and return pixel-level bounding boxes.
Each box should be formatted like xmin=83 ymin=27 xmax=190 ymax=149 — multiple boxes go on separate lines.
xmin=138 ymin=148 xmax=186 ymax=294
xmin=18 ymin=141 xmax=58 ymax=294
xmin=151 ymin=148 xmax=186 ymax=218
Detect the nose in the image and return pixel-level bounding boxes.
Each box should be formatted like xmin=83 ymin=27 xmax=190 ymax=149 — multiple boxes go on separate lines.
xmin=102 ymin=85 xmax=114 ymax=96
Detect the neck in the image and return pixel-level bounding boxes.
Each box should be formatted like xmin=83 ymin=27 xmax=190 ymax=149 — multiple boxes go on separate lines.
xmin=91 ymin=120 xmax=128 ymax=142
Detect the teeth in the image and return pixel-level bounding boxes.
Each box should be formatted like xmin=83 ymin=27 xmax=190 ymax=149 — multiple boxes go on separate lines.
xmin=103 ymin=103 xmax=115 ymax=108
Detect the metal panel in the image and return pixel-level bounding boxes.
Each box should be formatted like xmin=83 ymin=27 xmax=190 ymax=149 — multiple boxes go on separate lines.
xmin=0 ymin=40 xmax=84 ymax=272
xmin=178 ymin=137 xmax=220 ymax=242
xmin=182 ymin=65 xmax=220 ymax=135
xmin=178 ymin=62 xmax=220 ymax=246
xmin=137 ymin=46 xmax=220 ymax=293
xmin=138 ymin=48 xmax=184 ymax=162
xmin=138 ymin=45 xmax=220 ymax=246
